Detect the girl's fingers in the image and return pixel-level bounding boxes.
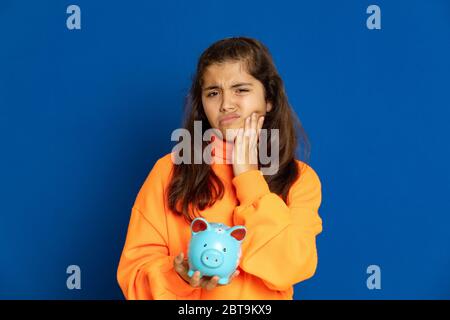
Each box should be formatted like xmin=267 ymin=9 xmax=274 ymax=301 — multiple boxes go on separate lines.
xmin=251 ymin=113 xmax=258 ymax=138
xmin=205 ymin=276 xmax=219 ymax=291
xmin=257 ymin=116 xmax=264 ymax=139
xmin=250 ymin=113 xmax=259 ymax=148
xmin=174 ymin=252 xmax=182 ymax=264
xmin=201 ymin=271 xmax=240 ymax=290
xmin=173 ymin=253 xmax=185 ymax=274
xmin=245 ymin=115 xmax=252 ymax=147
xmin=245 ymin=114 xmax=251 ymax=135
xmin=240 ymin=116 xmax=251 ymax=157
xmin=190 ymin=271 xmax=201 ymax=288
xmin=244 ymin=115 xmax=252 ymax=160
xmin=235 ymin=128 xmax=244 ymax=164
xmin=174 ymin=253 xmax=194 ymax=284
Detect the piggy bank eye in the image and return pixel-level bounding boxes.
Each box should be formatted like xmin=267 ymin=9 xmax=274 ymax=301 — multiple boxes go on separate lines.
xmin=203 ymin=243 xmax=207 ymax=247
xmin=223 ymin=248 xmax=226 ymax=252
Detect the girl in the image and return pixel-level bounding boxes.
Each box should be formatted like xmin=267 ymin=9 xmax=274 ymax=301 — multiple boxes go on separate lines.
xmin=117 ymin=37 xmax=323 ymax=300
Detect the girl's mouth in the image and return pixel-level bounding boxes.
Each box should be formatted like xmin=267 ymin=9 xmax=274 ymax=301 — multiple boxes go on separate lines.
xmin=219 ymin=115 xmax=240 ymax=125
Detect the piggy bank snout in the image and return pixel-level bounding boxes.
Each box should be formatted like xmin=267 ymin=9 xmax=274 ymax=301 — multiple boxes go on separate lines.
xmin=201 ymin=249 xmax=224 ymax=268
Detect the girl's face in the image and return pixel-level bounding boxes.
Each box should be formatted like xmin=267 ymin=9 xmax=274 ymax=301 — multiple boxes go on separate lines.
xmin=201 ymin=60 xmax=272 ymax=142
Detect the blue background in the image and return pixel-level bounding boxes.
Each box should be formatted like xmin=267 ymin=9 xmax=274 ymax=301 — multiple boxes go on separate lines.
xmin=1 ymin=0 xmax=449 ymax=299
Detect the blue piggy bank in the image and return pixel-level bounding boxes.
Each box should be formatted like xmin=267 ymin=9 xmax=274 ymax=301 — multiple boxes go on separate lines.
xmin=187 ymin=217 xmax=247 ymax=285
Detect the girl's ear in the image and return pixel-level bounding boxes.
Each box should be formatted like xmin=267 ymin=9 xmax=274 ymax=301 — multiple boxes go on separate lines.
xmin=228 ymin=226 xmax=247 ymax=241
xmin=191 ymin=218 xmax=210 ymax=234
xmin=266 ymin=101 xmax=273 ymax=112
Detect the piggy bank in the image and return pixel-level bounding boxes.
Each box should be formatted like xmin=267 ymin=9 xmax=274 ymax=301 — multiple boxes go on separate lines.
xmin=187 ymin=217 xmax=247 ymax=285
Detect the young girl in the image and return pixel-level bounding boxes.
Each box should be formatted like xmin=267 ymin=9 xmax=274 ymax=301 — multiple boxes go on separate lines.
xmin=117 ymin=37 xmax=323 ymax=300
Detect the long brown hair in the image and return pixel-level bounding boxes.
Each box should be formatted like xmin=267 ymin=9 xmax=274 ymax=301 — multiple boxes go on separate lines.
xmin=167 ymin=37 xmax=310 ymax=222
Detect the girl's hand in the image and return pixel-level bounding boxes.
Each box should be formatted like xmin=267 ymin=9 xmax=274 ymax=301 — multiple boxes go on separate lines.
xmin=173 ymin=252 xmax=240 ymax=291
xmin=232 ymin=112 xmax=265 ymax=177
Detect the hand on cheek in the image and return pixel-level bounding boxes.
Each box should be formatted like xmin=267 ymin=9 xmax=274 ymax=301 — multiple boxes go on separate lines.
xmin=232 ymin=112 xmax=264 ymax=177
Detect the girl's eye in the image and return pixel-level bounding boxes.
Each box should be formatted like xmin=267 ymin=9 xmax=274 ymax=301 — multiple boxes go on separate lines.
xmin=207 ymin=89 xmax=248 ymax=97
xmin=223 ymin=248 xmax=226 ymax=252
xmin=204 ymin=243 xmax=207 ymax=247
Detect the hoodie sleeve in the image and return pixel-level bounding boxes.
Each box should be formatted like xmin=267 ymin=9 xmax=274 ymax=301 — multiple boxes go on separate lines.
xmin=231 ymin=162 xmax=323 ymax=291
xmin=116 ymin=159 xmax=201 ymax=300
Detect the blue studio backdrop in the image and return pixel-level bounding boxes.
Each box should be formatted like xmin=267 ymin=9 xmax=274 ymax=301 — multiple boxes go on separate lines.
xmin=1 ymin=1 xmax=449 ymax=299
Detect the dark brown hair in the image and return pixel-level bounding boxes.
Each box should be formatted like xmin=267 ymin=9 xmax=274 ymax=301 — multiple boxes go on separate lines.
xmin=167 ymin=37 xmax=310 ymax=222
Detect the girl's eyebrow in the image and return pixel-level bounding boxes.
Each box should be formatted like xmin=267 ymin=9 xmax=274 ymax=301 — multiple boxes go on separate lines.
xmin=203 ymin=82 xmax=253 ymax=91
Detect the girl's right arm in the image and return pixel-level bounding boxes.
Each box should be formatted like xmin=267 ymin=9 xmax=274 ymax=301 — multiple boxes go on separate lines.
xmin=116 ymin=158 xmax=201 ymax=300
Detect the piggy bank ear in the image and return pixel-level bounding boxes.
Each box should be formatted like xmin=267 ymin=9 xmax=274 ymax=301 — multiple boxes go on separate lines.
xmin=228 ymin=226 xmax=247 ymax=242
xmin=191 ymin=217 xmax=210 ymax=234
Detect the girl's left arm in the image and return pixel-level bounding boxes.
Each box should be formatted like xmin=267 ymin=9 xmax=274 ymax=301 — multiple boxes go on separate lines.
xmin=232 ymin=162 xmax=323 ymax=291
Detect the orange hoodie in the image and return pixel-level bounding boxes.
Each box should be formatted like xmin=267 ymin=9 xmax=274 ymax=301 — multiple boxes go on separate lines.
xmin=117 ymin=139 xmax=323 ymax=300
